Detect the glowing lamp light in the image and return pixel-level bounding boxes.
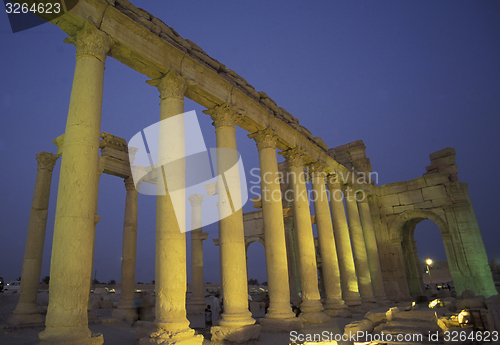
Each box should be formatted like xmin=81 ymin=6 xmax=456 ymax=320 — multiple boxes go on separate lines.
xmin=426 ymin=259 xmax=433 ymax=266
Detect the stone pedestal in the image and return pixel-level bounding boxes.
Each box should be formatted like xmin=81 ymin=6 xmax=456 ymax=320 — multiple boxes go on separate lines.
xmin=139 ymin=70 xmax=202 ymax=345
xmin=309 ymin=164 xmax=349 ymax=318
xmin=248 ymin=128 xmax=303 ymax=332
xmin=358 ymin=195 xmax=389 ymax=304
xmin=279 ymin=148 xmax=330 ymax=325
xmin=327 ymin=177 xmax=362 ymax=307
xmin=203 ymin=103 xmax=257 ymax=340
xmin=343 ymin=185 xmax=377 ymax=306
xmin=8 ymin=152 xmax=59 ymax=326
xmin=113 ymin=177 xmax=139 ymax=321
xmin=38 ymin=19 xmax=112 ymax=345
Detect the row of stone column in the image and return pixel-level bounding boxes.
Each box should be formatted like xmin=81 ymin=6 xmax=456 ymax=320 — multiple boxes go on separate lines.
xmin=14 ymin=18 xmax=389 ymax=345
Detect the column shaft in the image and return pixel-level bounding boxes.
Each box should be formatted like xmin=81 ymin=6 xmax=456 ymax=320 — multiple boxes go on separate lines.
xmin=327 ymin=178 xmax=361 ymax=306
xmin=9 ymin=152 xmax=58 ymax=325
xmin=344 ymin=186 xmax=376 ymax=304
xmin=280 ymin=148 xmax=330 ymax=325
xmin=248 ymin=129 xmax=302 ymax=331
xmin=39 ymin=19 xmax=112 ymax=345
xmin=309 ymin=165 xmax=347 ymax=317
xmin=142 ymin=70 xmax=202 ymax=344
xmin=187 ymin=194 xmax=207 ymax=328
xmin=113 ymin=177 xmax=139 ymax=320
xmin=204 ymin=103 xmax=259 ymax=342
xmin=358 ymin=197 xmax=388 ymax=303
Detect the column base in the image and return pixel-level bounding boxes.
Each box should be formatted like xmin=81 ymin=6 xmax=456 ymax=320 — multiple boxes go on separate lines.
xmin=112 ymin=306 xmax=138 ymax=322
xmin=298 ymin=300 xmax=330 ymax=325
xmin=137 ymin=321 xmax=203 ymax=345
xmin=210 ymin=324 xmax=261 ymax=342
xmin=361 ymin=296 xmax=378 ymax=304
xmin=7 ymin=305 xmax=44 ymax=325
xmin=219 ymin=310 xmax=255 ymax=328
xmin=259 ymin=316 xmax=303 ymax=332
xmin=39 ymin=329 xmax=103 ymax=345
xmin=343 ymin=296 xmax=362 ymax=306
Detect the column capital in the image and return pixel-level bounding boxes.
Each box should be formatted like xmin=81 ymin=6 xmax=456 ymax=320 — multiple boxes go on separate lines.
xmin=63 ymin=18 xmax=114 ymax=62
xmin=36 ymin=152 xmax=59 ymax=172
xmin=188 ymin=193 xmax=205 ymax=207
xmin=307 ymin=161 xmax=326 ymax=178
xmin=124 ymin=177 xmax=136 ymax=192
xmin=203 ymin=102 xmax=240 ymax=129
xmin=248 ymin=128 xmax=277 ymax=150
xmin=146 ymin=69 xmax=188 ymax=100
xmin=279 ymin=147 xmax=304 ymax=168
xmin=326 ymin=173 xmax=341 ymax=189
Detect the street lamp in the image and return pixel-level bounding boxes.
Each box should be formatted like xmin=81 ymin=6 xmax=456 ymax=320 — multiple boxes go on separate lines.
xmin=426 ymin=259 xmax=433 ymax=286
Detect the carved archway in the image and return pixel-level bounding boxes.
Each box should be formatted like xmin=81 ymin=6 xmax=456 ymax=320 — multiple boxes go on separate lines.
xmin=388 ymin=209 xmax=453 ymax=298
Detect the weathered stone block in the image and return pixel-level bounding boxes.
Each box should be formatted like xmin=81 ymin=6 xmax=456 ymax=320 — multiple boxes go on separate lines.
xmin=432 ymin=197 xmax=453 ymax=207
xmin=344 ymin=318 xmax=373 ymax=335
xmin=413 ymin=200 xmax=433 ymax=209
xmin=429 ymin=147 xmax=456 ymax=161
xmin=393 ymin=205 xmax=414 ymax=213
xmin=422 ymin=185 xmax=448 ymax=201
xmin=406 ymin=177 xmax=427 ymax=191
xmin=211 ymin=324 xmax=261 ymax=342
xmin=398 ymin=190 xmax=424 ymax=205
xmin=380 ymin=207 xmax=394 ymax=216
xmin=423 ymin=173 xmax=450 ymax=186
xmin=380 ymin=194 xmax=400 ymax=208
xmin=385 ymin=181 xmax=408 ymax=194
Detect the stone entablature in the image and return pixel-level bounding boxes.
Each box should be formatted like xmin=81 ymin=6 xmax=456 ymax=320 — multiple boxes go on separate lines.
xmin=51 ymin=0 xmax=372 ymax=193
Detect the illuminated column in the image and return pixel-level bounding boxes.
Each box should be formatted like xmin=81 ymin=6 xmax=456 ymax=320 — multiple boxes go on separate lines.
xmin=39 ymin=19 xmax=113 ymax=345
xmin=326 ymin=176 xmax=361 ymax=307
xmin=113 ymin=177 xmax=139 ymax=321
xmin=88 ymin=166 xmax=104 ymax=317
xmin=279 ymin=148 xmax=330 ymax=325
xmin=248 ymin=129 xmax=302 ymax=331
xmin=8 ymin=152 xmax=59 ymax=325
xmin=187 ymin=194 xmax=208 ymax=328
xmin=357 ymin=194 xmax=389 ymax=304
xmin=203 ymin=103 xmax=260 ymax=342
xmin=308 ymin=163 xmax=349 ymax=317
xmin=343 ymin=185 xmax=377 ymax=305
xmin=141 ymin=70 xmax=202 ymax=344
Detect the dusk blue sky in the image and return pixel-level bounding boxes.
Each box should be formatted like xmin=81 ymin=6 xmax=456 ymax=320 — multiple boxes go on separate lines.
xmin=1 ymin=1 xmax=499 ymax=286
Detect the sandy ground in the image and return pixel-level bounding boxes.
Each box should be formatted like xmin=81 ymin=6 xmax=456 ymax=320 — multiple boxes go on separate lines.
xmin=0 ymin=292 xmax=353 ymax=344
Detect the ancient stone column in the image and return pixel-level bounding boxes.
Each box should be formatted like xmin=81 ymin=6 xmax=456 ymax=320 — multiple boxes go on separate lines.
xmin=326 ymin=176 xmax=361 ymax=307
xmin=308 ymin=163 xmax=349 ymax=317
xmin=203 ymin=103 xmax=260 ymax=342
xmin=248 ymin=128 xmax=302 ymax=332
xmin=142 ymin=70 xmax=202 ymax=344
xmin=8 ymin=152 xmax=59 ymax=325
xmin=113 ymin=177 xmax=139 ymax=321
xmin=279 ymin=148 xmax=330 ymax=325
xmin=343 ymin=185 xmax=377 ymax=305
xmin=187 ymin=194 xmax=208 ymax=328
xmin=38 ymin=19 xmax=113 ymax=345
xmin=357 ymin=194 xmax=389 ymax=304
xmin=88 ymin=166 xmax=104 ymax=319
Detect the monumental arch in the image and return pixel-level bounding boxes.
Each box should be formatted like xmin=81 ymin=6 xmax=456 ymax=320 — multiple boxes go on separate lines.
xmin=10 ymin=0 xmax=497 ymax=344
